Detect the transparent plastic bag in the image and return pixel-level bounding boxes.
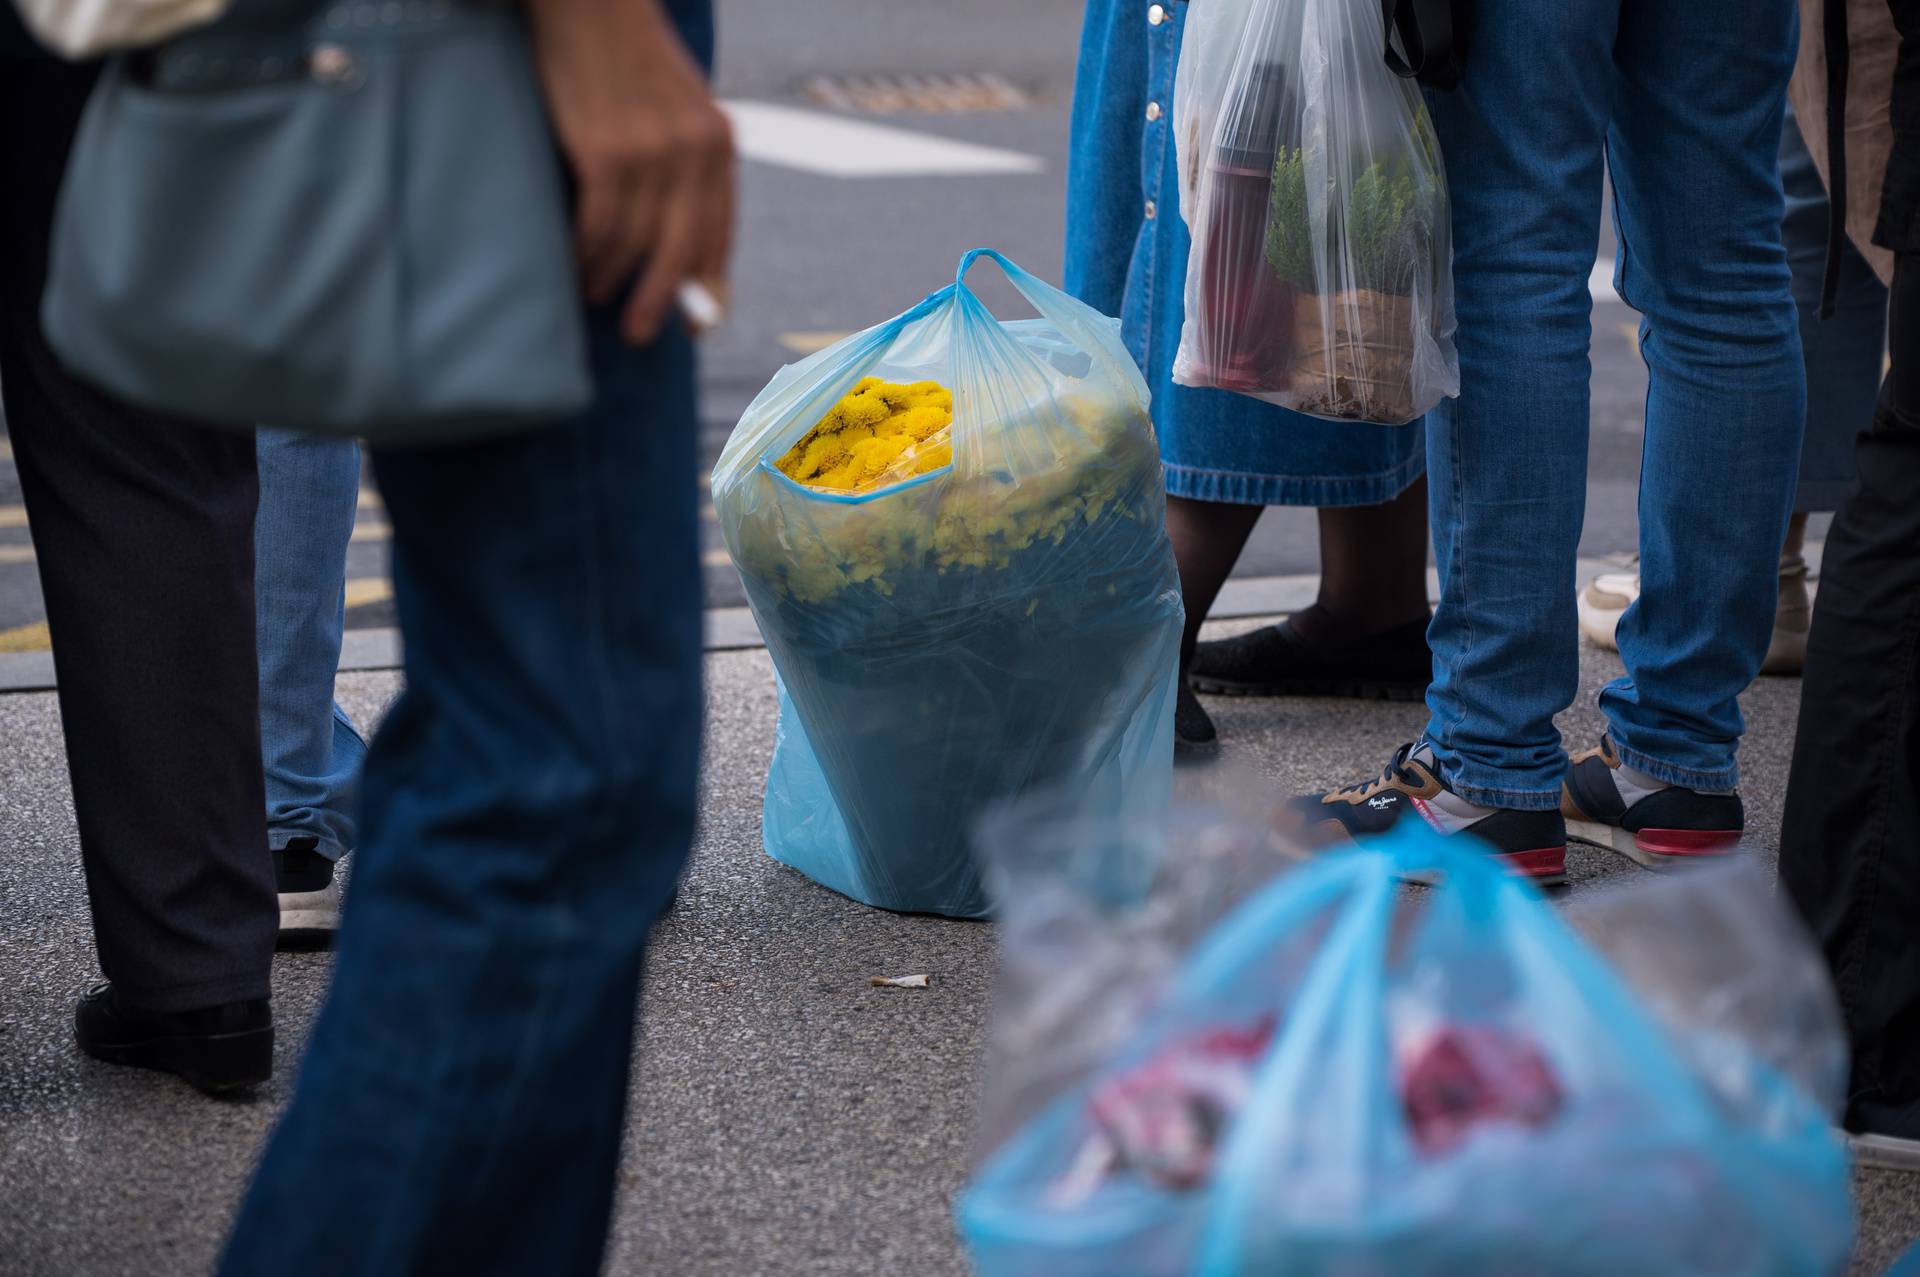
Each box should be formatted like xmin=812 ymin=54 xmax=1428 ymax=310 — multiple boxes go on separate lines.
xmin=711 ymin=250 xmax=1183 ymax=919
xmin=959 ymin=819 xmax=1853 ymax=1276
xmin=1171 ymin=0 xmax=1458 ymax=423
xmin=1565 ymin=862 xmax=1850 ymax=1136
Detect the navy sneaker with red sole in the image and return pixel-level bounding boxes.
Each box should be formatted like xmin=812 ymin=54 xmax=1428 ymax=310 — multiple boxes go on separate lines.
xmin=1287 ymin=741 xmax=1568 ymax=886
xmin=1560 ymin=737 xmax=1744 ymax=868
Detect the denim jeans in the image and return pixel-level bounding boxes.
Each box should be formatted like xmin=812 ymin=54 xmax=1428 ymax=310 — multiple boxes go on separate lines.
xmin=219 ymin=301 xmax=703 ymax=1273
xmin=256 ymin=428 xmax=364 ymax=860
xmin=1423 ymin=0 xmax=1804 ymax=808
xmin=1063 ymin=0 xmax=1424 ymax=508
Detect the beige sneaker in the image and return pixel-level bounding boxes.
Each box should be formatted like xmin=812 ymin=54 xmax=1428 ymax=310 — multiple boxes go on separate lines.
xmin=1576 ymin=553 xmax=1811 ymax=675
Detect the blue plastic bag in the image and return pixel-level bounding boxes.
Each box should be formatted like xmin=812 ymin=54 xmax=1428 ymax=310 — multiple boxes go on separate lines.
xmin=712 ymin=250 xmax=1183 ymax=918
xmin=959 ymin=827 xmax=1854 ymax=1275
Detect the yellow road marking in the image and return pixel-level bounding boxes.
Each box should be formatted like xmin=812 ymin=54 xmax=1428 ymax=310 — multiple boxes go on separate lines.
xmin=357 ymin=488 xmax=383 ymax=510
xmin=0 ymin=506 xmax=28 ymax=529
xmin=779 ymin=331 xmax=852 ymax=356
xmin=350 ymin=518 xmax=390 ymax=543
xmin=703 ymin=547 xmax=733 ymax=568
xmin=343 ymin=578 xmax=393 ymax=610
xmin=1617 ymin=321 xmax=1639 ymax=354
xmin=0 ymin=620 xmax=49 ymax=652
xmin=0 ymin=545 xmax=34 ymax=565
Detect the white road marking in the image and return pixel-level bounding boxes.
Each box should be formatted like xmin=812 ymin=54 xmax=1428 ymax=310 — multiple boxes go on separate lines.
xmin=779 ymin=331 xmax=854 ymax=355
xmin=720 ymin=100 xmax=1044 ymax=178
xmin=1590 ymin=260 xmax=1620 ymax=304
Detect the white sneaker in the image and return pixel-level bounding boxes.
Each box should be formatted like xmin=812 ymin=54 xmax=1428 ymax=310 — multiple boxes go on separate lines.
xmin=1577 ymin=554 xmax=1811 ymax=676
xmin=1576 ymin=566 xmax=1639 ymax=654
xmin=274 ymin=837 xmax=342 ymax=945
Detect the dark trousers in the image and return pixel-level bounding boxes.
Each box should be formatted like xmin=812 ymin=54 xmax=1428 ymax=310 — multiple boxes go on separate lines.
xmin=1779 ymin=394 xmax=1920 ymax=1140
xmin=1781 ymin=0 xmax=1920 ymax=1142
xmin=1782 ymin=267 xmax=1920 ymax=1146
xmin=1 ymin=60 xmax=274 ymax=1011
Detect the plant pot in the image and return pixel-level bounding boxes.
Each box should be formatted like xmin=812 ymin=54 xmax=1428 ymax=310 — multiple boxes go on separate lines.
xmin=1289 ymin=288 xmax=1418 ymax=424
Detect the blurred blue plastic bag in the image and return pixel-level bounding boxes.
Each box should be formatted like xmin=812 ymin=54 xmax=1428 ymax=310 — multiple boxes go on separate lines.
xmin=712 ymin=250 xmax=1183 ymax=918
xmin=959 ymin=822 xmax=1853 ymax=1275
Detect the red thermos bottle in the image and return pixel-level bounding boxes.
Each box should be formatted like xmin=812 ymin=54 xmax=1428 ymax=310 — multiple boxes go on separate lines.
xmin=1189 ymin=62 xmax=1295 ymax=394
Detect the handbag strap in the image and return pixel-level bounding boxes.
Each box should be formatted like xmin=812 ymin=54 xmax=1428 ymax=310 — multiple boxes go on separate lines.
xmin=1381 ymin=0 xmax=1463 ymax=91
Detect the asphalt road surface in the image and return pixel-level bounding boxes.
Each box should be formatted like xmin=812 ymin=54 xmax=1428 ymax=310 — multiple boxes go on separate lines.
xmin=0 ymin=0 xmax=1806 ymax=641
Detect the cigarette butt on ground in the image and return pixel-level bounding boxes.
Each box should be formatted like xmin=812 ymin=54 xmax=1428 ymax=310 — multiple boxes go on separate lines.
xmin=870 ymin=974 xmax=930 ymax=989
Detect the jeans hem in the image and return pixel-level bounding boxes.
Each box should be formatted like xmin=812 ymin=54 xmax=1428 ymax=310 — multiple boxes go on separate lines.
xmin=268 ymin=830 xmax=351 ymax=862
xmin=1609 ymin=738 xmax=1740 ymax=794
xmin=1442 ymin=776 xmax=1565 ymax=812
xmin=113 ymin=972 xmax=271 ymax=1014
xmin=1164 ymin=450 xmax=1425 ymax=508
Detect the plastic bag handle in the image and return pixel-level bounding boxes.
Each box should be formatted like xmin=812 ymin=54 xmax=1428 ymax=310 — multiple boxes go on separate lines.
xmin=952 ymin=247 xmax=1139 ymax=356
xmin=945 ymin=247 xmax=1149 ymax=473
xmin=1373 ymin=821 xmax=1518 ymax=893
xmin=1195 ymin=832 xmax=1721 ymax=1272
xmin=1198 ymin=861 xmax=1399 ymax=1274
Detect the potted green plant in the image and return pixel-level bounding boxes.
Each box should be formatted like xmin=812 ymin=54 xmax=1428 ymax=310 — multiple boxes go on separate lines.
xmin=1266 ymin=137 xmax=1442 ymax=423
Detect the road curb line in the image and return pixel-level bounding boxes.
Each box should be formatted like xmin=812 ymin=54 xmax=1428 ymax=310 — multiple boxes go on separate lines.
xmin=0 ymin=558 xmax=1635 ymax=694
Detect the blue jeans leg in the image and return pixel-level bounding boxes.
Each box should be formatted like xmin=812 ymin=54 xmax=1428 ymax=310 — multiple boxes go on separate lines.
xmin=1601 ymin=0 xmax=1803 ymax=789
xmin=220 ymin=306 xmax=703 ymax=1276
xmin=1423 ymin=0 xmax=1616 ymax=809
xmin=1425 ymin=0 xmax=1803 ymax=805
xmin=255 ymin=428 xmax=364 ymax=860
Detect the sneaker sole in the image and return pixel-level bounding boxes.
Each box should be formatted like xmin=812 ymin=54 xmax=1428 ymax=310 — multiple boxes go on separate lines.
xmin=277 ymin=889 xmax=341 ymax=949
xmin=1566 ymin=820 xmax=1743 ymax=869
xmin=79 ymin=1025 xmax=273 ymax=1095
xmin=1852 ymin=1132 xmax=1920 ymax=1172
xmin=1189 ymin=674 xmax=1427 ymax=702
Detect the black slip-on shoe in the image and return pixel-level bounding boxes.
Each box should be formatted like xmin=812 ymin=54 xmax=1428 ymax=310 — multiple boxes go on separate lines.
xmin=1175 ymin=682 xmax=1219 ymax=760
xmin=1190 ymin=611 xmax=1431 ymax=701
xmin=75 ymin=983 xmax=272 ymax=1096
xmin=1285 ymin=740 xmax=1568 ymax=885
xmin=1560 ymin=737 xmax=1744 ymax=869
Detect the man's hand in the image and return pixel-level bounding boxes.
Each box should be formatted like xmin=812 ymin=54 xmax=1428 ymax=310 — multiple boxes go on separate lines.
xmin=528 ymin=0 xmax=735 ymax=345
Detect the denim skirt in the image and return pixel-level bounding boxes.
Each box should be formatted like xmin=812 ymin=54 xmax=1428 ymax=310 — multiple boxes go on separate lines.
xmin=1063 ymin=0 xmax=1425 ymax=507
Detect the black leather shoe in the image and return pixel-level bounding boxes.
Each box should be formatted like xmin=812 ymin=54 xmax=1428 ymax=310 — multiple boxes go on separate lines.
xmin=75 ymin=983 xmax=272 ymax=1096
xmin=1175 ymin=682 xmax=1219 ymax=759
xmin=1190 ymin=610 xmax=1431 ymax=701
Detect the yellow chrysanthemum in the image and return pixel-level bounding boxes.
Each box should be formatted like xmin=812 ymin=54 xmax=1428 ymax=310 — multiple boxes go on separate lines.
xmin=775 ymin=377 xmax=958 ymax=493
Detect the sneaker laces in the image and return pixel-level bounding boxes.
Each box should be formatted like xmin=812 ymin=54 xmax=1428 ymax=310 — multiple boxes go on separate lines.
xmin=1331 ymin=741 xmax=1427 ymax=802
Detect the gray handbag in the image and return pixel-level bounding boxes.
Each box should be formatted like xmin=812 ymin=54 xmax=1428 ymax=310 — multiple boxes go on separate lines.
xmin=41 ymin=0 xmax=592 ymax=443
